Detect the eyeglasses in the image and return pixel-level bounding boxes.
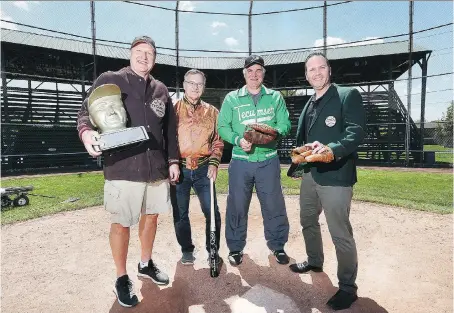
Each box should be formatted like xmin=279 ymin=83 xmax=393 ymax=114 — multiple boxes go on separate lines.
xmin=184 ymin=81 xmax=205 ymax=89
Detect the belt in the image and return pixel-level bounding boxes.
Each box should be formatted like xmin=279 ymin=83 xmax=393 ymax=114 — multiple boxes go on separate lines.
xmin=181 ymin=156 xmax=209 ymax=170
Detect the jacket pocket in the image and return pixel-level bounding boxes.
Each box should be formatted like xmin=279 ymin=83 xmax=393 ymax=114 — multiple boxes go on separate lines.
xmin=150 ymin=150 xmax=168 ymax=179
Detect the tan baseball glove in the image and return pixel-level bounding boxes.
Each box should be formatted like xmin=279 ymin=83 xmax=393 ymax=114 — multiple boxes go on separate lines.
xmin=305 ymin=146 xmax=334 ymax=163
xmin=290 ymin=145 xmax=335 ymax=163
xmin=290 ymin=146 xmax=313 ymax=164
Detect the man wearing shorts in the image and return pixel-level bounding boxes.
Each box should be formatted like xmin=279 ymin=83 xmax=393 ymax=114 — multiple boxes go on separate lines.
xmin=77 ymin=35 xmax=180 ymax=308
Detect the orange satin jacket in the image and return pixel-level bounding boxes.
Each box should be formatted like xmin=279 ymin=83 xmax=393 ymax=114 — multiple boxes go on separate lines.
xmin=174 ymin=96 xmax=224 ymax=169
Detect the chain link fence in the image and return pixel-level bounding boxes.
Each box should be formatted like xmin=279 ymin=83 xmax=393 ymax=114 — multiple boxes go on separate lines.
xmin=1 ymin=1 xmax=452 ymax=174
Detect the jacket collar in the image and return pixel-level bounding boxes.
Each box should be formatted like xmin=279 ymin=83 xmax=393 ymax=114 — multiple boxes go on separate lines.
xmin=125 ymin=66 xmax=154 ymax=83
xmin=183 ymin=94 xmax=202 ymax=107
xmin=307 ymin=84 xmax=337 ymax=133
xmin=238 ymin=85 xmax=273 ymax=97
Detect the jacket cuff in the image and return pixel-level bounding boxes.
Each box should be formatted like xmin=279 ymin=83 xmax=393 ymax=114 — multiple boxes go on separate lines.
xmin=168 ymin=159 xmax=180 ymax=166
xmin=209 ymin=158 xmax=220 ymax=168
xmin=327 ymin=143 xmax=343 ymax=161
xmin=78 ymin=127 xmax=92 ymax=141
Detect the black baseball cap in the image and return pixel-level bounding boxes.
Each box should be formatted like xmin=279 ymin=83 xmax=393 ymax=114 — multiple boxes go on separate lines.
xmin=131 ymin=36 xmax=156 ymax=51
xmin=244 ymin=55 xmax=264 ymax=68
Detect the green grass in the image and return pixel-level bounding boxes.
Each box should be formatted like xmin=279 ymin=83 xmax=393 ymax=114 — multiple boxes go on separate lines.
xmin=1 ymin=168 xmax=452 ymax=224
xmin=424 ymin=145 xmax=453 ymax=164
xmin=280 ymin=168 xmax=452 ymax=214
xmin=1 ymin=173 xmax=104 ymax=225
xmin=352 ymin=169 xmax=452 ymax=214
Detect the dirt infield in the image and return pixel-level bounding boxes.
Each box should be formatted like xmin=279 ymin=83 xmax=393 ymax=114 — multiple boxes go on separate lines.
xmin=1 ymin=195 xmax=452 ymax=313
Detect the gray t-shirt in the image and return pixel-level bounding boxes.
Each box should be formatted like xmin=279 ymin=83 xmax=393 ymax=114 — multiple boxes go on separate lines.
xmin=249 ymin=92 xmax=261 ymax=106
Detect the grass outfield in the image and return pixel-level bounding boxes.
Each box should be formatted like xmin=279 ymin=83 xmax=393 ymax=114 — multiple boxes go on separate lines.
xmin=1 ymin=168 xmax=452 ymax=224
xmin=424 ymin=145 xmax=453 ymax=164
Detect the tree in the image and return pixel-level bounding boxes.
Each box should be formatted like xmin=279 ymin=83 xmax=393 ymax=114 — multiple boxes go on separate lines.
xmin=436 ymin=101 xmax=453 ymax=147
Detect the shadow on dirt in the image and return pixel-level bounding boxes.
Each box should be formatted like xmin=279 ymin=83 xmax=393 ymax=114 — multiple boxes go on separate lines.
xmin=109 ymin=254 xmax=388 ymax=313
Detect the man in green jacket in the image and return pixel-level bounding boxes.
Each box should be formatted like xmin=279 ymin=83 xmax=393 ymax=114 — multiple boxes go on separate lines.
xmin=218 ymin=55 xmax=291 ymax=266
xmin=288 ymin=52 xmax=366 ymax=311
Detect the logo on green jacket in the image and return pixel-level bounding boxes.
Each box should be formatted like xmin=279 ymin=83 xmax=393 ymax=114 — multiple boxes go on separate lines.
xmin=235 ymin=106 xmax=275 ymax=125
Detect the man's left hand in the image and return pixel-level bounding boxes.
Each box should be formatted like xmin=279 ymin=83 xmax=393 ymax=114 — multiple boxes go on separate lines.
xmin=207 ymin=165 xmax=218 ymax=181
xmin=169 ymin=164 xmax=180 ymax=183
xmin=304 ymin=141 xmax=334 ymax=163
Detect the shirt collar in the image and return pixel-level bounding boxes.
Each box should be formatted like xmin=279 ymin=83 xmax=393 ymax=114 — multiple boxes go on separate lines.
xmin=238 ymin=85 xmax=273 ymax=97
xmin=126 ymin=66 xmax=153 ymax=83
xmin=183 ymin=94 xmax=201 ymax=107
xmin=312 ymin=95 xmax=323 ymax=105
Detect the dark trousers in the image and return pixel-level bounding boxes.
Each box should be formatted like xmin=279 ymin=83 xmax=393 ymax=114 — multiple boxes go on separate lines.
xmin=225 ymin=156 xmax=289 ymax=252
xmin=171 ymin=164 xmax=221 ymax=253
xmin=300 ymin=171 xmax=358 ymax=294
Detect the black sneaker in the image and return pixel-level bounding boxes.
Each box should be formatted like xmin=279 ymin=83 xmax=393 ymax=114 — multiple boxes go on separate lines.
xmin=228 ymin=251 xmax=243 ymax=266
xmin=289 ymin=261 xmax=323 ymax=273
xmin=272 ymin=250 xmax=290 ymax=264
xmin=138 ymin=259 xmax=170 ymax=285
xmin=114 ymin=275 xmax=139 ymax=308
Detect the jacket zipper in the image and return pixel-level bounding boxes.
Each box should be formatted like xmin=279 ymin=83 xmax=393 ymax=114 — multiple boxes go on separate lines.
xmin=142 ymin=79 xmax=153 ymax=182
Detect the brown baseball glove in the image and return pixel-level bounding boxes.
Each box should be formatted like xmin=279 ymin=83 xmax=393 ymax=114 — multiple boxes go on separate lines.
xmin=243 ymin=123 xmax=278 ymax=144
xmin=305 ymin=146 xmax=334 ymax=163
xmin=290 ymin=146 xmax=313 ymax=164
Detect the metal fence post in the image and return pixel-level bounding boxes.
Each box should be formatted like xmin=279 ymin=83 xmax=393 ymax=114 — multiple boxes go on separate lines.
xmin=420 ymin=54 xmax=429 ymax=162
xmin=175 ymin=1 xmax=180 ymax=99
xmin=248 ymin=1 xmax=253 ymax=55
xmin=323 ymin=1 xmax=327 ymax=56
xmin=405 ymin=0 xmax=414 ymax=166
xmin=90 ymin=0 xmax=97 ymax=81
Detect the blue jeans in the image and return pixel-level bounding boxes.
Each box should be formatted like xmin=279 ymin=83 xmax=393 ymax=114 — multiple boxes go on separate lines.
xmin=171 ymin=164 xmax=221 ymax=253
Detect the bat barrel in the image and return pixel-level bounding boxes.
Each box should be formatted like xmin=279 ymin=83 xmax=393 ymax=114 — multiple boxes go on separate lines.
xmin=209 ymin=177 xmax=220 ymax=278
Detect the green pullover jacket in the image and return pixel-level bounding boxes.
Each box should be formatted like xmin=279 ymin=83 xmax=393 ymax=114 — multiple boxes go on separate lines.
xmin=218 ymin=85 xmax=291 ymax=162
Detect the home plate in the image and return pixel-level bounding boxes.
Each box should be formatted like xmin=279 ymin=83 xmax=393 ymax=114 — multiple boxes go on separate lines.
xmin=227 ymin=284 xmax=301 ymax=313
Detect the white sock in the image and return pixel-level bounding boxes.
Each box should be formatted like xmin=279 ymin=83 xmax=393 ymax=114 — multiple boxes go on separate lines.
xmin=139 ymin=260 xmax=150 ymax=269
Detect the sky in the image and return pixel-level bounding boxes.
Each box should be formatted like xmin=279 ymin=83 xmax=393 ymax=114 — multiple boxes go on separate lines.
xmin=1 ymin=1 xmax=453 ymax=121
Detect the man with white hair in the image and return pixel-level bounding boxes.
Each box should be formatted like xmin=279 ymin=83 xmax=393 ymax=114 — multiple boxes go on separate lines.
xmin=172 ymin=69 xmax=224 ymax=266
xmin=217 ymin=55 xmax=291 ymax=266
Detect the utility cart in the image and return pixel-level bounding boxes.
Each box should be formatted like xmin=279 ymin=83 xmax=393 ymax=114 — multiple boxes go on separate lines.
xmin=1 ymin=186 xmax=33 ymax=209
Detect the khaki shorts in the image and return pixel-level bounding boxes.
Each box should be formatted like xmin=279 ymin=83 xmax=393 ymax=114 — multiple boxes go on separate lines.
xmin=104 ymin=179 xmax=171 ymax=227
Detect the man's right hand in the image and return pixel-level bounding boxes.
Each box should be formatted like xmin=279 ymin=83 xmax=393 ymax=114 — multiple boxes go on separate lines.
xmin=81 ymin=130 xmax=102 ymax=157
xmin=240 ymin=138 xmax=252 ymax=152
